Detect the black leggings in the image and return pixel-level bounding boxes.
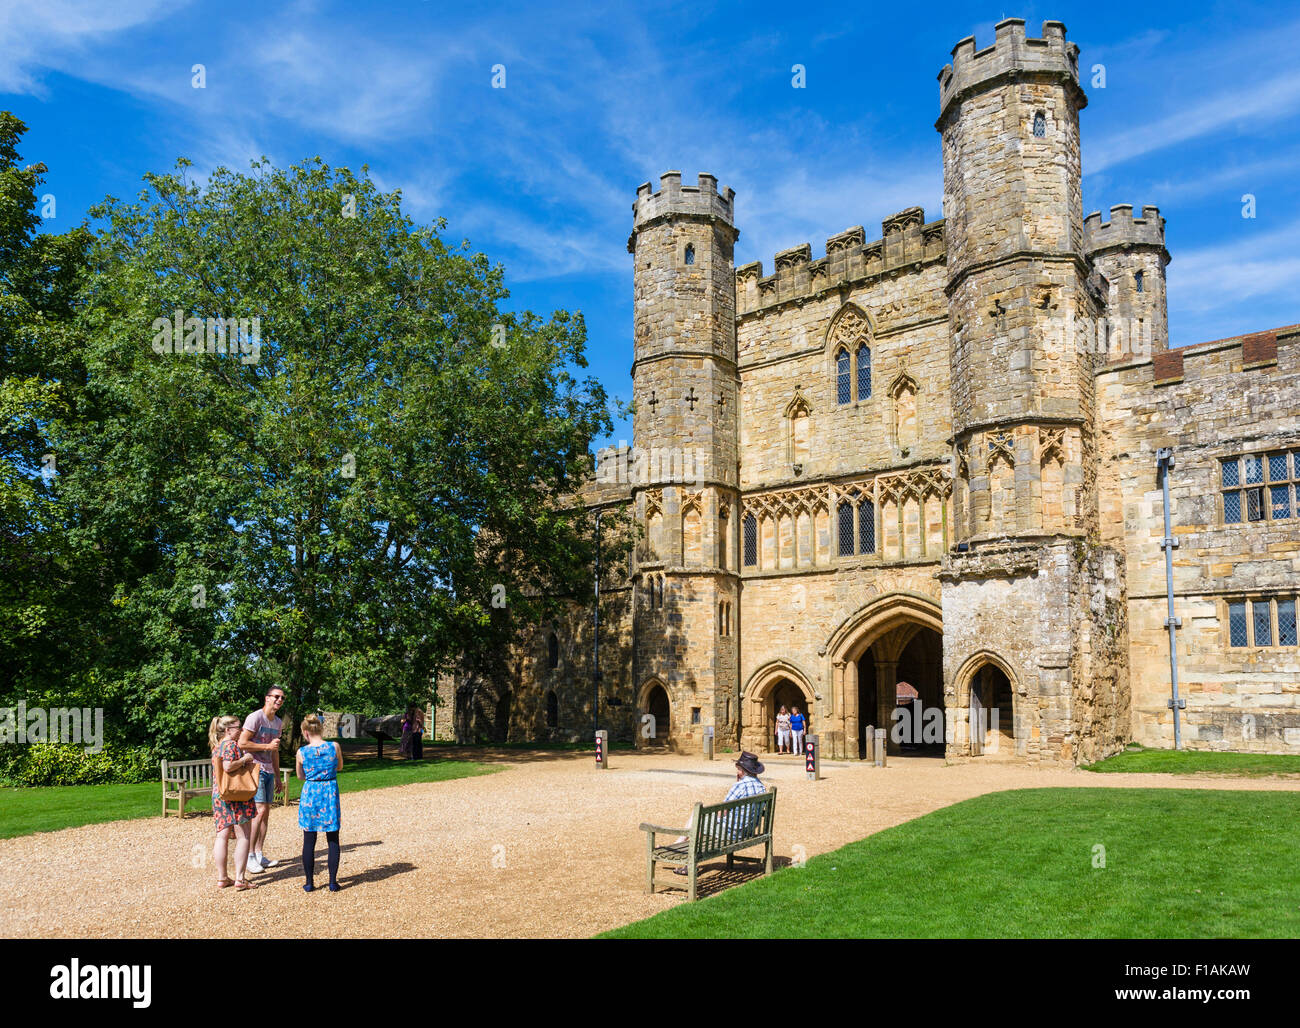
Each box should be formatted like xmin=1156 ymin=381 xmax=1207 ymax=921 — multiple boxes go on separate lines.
xmin=302 ymin=830 xmax=340 ymax=887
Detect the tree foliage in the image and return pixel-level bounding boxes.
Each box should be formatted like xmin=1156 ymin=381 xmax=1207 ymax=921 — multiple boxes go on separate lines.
xmin=2 ymin=123 xmax=629 ymax=760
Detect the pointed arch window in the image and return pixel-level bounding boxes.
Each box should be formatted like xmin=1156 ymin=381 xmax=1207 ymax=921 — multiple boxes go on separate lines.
xmin=545 ymin=690 xmax=558 ymax=728
xmin=684 ymin=243 xmax=695 ymax=266
xmin=742 ymin=513 xmax=758 ymax=567
xmin=836 ymin=349 xmax=851 ymax=405
xmin=837 ymin=501 xmax=854 ymax=556
xmin=858 ymin=499 xmax=876 ymax=554
xmin=1134 ymin=270 xmax=1144 ymax=293
xmin=1032 ymin=111 xmax=1046 ymax=138
xmin=856 ymin=344 xmax=872 ymax=399
xmin=547 ymin=632 xmax=559 ymax=669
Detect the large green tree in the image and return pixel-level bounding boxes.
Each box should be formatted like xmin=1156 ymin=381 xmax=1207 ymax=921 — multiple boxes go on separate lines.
xmin=0 ymin=113 xmax=105 ymax=714
xmin=44 ymin=155 xmax=623 ymax=751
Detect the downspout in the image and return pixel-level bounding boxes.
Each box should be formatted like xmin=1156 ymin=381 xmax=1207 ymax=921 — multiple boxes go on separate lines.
xmin=1156 ymin=448 xmax=1183 ymax=748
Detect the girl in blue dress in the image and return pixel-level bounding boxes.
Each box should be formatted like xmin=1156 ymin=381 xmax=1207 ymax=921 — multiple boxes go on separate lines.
xmin=295 ymin=714 xmax=343 ymax=892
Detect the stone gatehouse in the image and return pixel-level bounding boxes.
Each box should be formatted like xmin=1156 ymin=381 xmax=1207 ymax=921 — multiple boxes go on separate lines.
xmin=476 ymin=18 xmax=1300 ymax=764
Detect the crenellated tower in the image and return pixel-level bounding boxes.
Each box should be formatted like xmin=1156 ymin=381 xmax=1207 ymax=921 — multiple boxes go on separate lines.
xmin=939 ymin=16 xmax=1095 ymax=542
xmin=627 ymin=171 xmax=741 ymax=751
xmin=1084 ymin=204 xmax=1171 ymax=362
xmin=937 ymin=18 xmax=1130 ymax=765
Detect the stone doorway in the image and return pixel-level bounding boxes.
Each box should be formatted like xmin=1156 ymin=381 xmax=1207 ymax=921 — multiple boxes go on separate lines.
xmin=856 ymin=625 xmax=944 ymax=756
xmin=739 ymin=662 xmax=816 ymax=755
xmin=643 ymin=682 xmax=671 ymax=747
xmin=826 ymin=593 xmax=945 ymax=761
xmin=770 ymin=678 xmax=807 ymax=754
xmin=969 ymin=663 xmax=1014 ymax=757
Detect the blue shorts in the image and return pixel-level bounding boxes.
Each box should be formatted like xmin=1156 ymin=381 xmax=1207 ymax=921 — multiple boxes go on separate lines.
xmin=254 ymin=769 xmax=276 ymax=804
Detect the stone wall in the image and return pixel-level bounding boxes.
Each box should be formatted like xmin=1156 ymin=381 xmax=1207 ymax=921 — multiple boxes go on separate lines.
xmin=488 ymin=17 xmax=1298 ymax=768
xmin=1097 ymin=325 xmax=1300 ymax=752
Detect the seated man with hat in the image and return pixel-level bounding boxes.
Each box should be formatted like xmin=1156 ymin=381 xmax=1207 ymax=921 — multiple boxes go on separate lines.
xmin=672 ymin=750 xmax=767 ymax=874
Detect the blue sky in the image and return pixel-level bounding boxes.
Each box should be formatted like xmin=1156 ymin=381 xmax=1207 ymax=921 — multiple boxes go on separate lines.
xmin=5 ymin=0 xmax=1299 ymax=449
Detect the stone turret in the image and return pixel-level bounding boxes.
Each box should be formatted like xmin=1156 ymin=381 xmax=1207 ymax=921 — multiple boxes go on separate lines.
xmin=938 ymin=16 xmax=1094 ymax=542
xmin=937 ymin=18 xmax=1129 ymax=767
xmin=627 ymin=171 xmax=741 ymax=751
xmin=1085 ymin=204 xmax=1171 ymax=360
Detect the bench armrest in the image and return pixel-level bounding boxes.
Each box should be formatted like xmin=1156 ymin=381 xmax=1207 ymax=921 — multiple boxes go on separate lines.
xmin=639 ymin=822 xmax=689 ymax=836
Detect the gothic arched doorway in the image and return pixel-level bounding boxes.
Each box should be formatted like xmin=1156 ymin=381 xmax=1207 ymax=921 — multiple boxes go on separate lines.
xmin=967 ymin=662 xmax=1015 ymax=756
xmin=739 ymin=661 xmax=816 ymax=754
xmin=856 ymin=625 xmax=944 ymax=757
xmin=642 ymin=682 xmax=670 ymax=746
xmin=825 ymin=593 xmax=944 ymax=761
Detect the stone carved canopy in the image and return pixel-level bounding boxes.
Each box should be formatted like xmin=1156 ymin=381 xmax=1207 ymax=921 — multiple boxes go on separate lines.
xmin=826 ymin=302 xmax=872 ymax=352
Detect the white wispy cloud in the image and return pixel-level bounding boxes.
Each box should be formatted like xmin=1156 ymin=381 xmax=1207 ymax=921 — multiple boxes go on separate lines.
xmin=0 ymin=0 xmax=182 ymax=94
xmin=1090 ymin=69 xmax=1300 ymax=172
xmin=1142 ymin=149 xmax=1300 ymax=202
xmin=1168 ymin=218 xmax=1300 ymax=316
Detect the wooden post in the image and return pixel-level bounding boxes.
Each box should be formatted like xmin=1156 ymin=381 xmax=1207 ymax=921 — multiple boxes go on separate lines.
xmin=595 ymin=729 xmax=609 ymax=769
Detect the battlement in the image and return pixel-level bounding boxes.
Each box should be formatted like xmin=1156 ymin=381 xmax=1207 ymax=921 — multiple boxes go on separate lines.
xmin=631 ymin=171 xmax=736 ymax=235
xmin=1084 ymin=204 xmax=1167 ymax=256
xmin=736 ymin=209 xmax=944 ymax=316
xmin=937 ymin=18 xmax=1083 ymax=126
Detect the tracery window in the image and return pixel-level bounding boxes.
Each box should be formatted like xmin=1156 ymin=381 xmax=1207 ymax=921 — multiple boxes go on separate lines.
xmin=858 ymin=499 xmax=876 ymax=555
xmin=836 ymin=349 xmax=851 ymax=405
xmin=838 ymin=501 xmax=854 ymax=556
xmin=743 ymin=513 xmax=757 ymax=567
xmin=856 ymin=344 xmax=872 ymax=400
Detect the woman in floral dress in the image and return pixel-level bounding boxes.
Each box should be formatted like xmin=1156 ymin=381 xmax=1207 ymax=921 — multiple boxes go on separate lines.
xmin=209 ymin=715 xmax=258 ymax=890
xmin=295 ymin=714 xmax=343 ymax=892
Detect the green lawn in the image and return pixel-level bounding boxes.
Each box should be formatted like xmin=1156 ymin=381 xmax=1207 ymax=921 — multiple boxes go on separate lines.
xmin=1084 ymin=744 xmax=1300 ymax=777
xmin=602 ymin=788 xmax=1300 ymax=938
xmin=0 ymin=756 xmax=496 ymax=840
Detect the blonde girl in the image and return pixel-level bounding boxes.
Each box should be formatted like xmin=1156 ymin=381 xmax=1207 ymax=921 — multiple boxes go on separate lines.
xmin=209 ymin=715 xmax=259 ymax=890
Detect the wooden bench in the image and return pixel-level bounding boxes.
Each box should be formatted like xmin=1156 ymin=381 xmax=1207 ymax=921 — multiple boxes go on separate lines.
xmin=161 ymin=758 xmax=293 ymax=818
xmin=640 ymin=787 xmax=776 ymax=901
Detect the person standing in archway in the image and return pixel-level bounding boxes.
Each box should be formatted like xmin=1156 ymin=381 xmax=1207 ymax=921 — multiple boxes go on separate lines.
xmin=789 ymin=706 xmax=807 ymax=755
xmin=775 ymin=705 xmax=791 ymax=753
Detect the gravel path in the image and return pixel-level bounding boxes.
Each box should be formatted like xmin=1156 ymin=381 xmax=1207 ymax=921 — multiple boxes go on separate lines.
xmin=2 ymin=750 xmax=1297 ymax=939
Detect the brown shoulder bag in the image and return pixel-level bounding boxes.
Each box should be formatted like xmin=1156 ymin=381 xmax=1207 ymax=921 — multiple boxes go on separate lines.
xmin=216 ymin=748 xmax=259 ymax=802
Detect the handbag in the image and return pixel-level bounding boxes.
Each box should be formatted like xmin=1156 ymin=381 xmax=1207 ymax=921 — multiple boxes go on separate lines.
xmin=217 ymin=751 xmax=259 ymax=802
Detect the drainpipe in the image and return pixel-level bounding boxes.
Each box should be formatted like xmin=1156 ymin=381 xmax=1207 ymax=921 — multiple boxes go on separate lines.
xmin=593 ymin=510 xmax=602 ymax=739
xmin=1156 ymin=448 xmax=1183 ymax=748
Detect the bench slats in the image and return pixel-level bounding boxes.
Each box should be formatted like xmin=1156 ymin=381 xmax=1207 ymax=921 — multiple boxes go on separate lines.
xmin=161 ymin=757 xmax=292 ymax=817
xmin=642 ymin=787 xmax=777 ymax=901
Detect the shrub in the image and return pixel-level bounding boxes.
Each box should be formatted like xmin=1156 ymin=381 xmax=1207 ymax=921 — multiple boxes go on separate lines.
xmin=0 ymin=742 xmax=157 ymax=786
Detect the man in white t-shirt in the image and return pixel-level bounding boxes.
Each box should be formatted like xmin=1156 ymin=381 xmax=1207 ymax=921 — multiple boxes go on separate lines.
xmin=239 ymin=687 xmax=285 ymax=875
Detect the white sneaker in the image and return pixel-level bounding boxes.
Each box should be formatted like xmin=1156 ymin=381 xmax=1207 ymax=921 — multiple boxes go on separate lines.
xmin=245 ymin=858 xmax=265 ymax=874
xmin=258 ymin=854 xmax=278 ymax=868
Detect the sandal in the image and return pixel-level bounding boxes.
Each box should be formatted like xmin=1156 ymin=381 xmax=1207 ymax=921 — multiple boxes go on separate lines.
xmin=234 ymin=879 xmax=258 ymax=891
xmin=216 ymin=879 xmax=232 ymax=889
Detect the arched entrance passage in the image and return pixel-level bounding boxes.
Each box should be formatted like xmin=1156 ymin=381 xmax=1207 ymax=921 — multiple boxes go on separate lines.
xmin=637 ymin=679 xmax=671 ymax=748
xmin=826 ymin=593 xmax=944 ymax=760
xmin=955 ymin=653 xmax=1018 ymax=757
xmin=740 ymin=661 xmax=816 ymax=754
